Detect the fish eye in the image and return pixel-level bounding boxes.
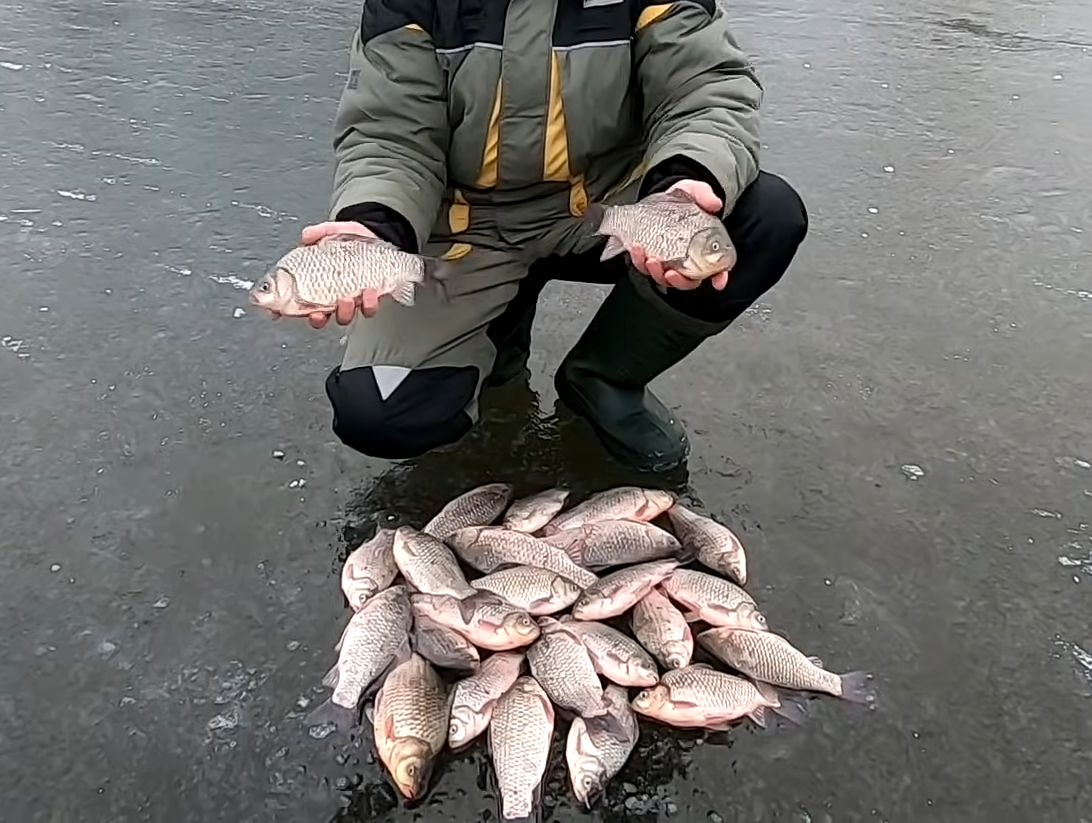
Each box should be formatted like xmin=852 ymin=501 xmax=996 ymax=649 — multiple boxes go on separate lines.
xmin=259 ymin=280 xmax=271 ymax=292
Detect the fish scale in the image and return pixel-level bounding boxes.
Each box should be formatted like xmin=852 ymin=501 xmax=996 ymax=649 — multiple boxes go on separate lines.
xmin=490 ymin=676 xmax=555 ymax=820
xmin=423 ymin=482 xmax=514 ymax=540
xmin=566 ymin=685 xmax=638 ymax=807
xmin=544 ymin=520 xmax=682 ymax=569
xmin=471 ymin=565 xmax=582 ymax=615
xmin=448 ymin=652 xmax=525 ymax=749
xmin=542 ymin=486 xmax=675 ymax=535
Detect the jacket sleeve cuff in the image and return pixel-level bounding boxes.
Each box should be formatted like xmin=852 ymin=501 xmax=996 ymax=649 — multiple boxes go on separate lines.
xmin=639 ymin=154 xmax=728 ymax=206
xmin=334 ymin=202 xmax=419 ymax=254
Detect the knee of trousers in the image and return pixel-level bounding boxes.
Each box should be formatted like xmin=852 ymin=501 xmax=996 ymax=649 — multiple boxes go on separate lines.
xmin=324 ymin=365 xmax=478 ymax=459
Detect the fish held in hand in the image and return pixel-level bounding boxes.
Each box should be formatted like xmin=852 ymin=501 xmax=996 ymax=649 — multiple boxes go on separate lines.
xmin=561 ymin=617 xmax=659 ymax=687
xmin=630 ymin=586 xmax=693 ymax=670
xmin=422 ymin=482 xmax=514 ymax=540
xmin=372 ymin=652 xmax=450 ymax=800
xmin=341 ymin=528 xmax=399 ymax=610
xmin=571 ymin=559 xmax=683 ymax=621
xmin=666 ymin=503 xmax=748 ymax=585
xmin=447 ymin=652 xmax=525 ymax=749
xmin=567 ymin=684 xmax=639 ymax=808
xmin=696 ymin=626 xmax=875 ymax=704
xmin=471 ymin=565 xmax=583 ymax=616
xmin=660 ymin=568 xmax=769 ymax=630
xmin=543 ymin=519 xmax=683 ymax=569
xmin=392 ymin=525 xmax=476 ymax=598
xmin=410 ymin=591 xmax=541 ymax=651
xmin=502 ymin=487 xmax=571 ymax=533
xmin=584 ymin=188 xmax=736 ymax=281
xmin=249 ymin=234 xmax=450 ymax=316
xmin=541 ymin=486 xmax=675 ymax=535
xmin=489 ymin=676 xmax=555 ymax=820
xmin=306 ymin=585 xmax=413 ymax=733
xmin=447 ymin=526 xmax=599 ymax=588
xmin=526 ymin=617 xmax=608 ymax=719
xmin=411 ymin=614 xmax=480 ymax=673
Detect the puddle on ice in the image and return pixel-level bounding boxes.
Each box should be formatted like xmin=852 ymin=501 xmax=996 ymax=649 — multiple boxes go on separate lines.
xmin=210 ymin=274 xmax=255 ymax=290
xmin=57 ymin=189 xmax=97 ymax=202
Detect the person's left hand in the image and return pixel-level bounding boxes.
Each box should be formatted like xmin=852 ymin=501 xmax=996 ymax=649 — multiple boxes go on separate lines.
xmin=629 ymin=180 xmax=731 ymax=291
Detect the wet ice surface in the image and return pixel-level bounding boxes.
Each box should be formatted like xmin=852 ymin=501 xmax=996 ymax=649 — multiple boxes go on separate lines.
xmin=2 ymin=0 xmax=1092 ymax=820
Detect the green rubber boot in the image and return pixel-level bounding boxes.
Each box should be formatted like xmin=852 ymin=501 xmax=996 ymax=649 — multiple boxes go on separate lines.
xmin=554 ymin=271 xmax=729 ymax=473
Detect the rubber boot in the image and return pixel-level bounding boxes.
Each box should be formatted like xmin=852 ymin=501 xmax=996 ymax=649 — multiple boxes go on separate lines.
xmin=554 ymin=270 xmax=729 ymax=473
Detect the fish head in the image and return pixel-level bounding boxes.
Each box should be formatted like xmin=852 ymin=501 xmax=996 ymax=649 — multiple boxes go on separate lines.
xmin=444 ymin=526 xmax=483 ymax=553
xmin=551 ymin=575 xmax=583 ymax=602
xmin=346 ymin=578 xmax=380 ymax=609
xmin=501 ymin=611 xmax=541 ymax=643
xmin=731 ymin=602 xmax=769 ymax=632
xmin=448 ymin=704 xmax=483 ymax=749
xmin=682 ymin=225 xmax=737 ymax=280
xmin=631 ymin=684 xmax=670 ymax=714
xmin=571 ymin=759 xmax=607 ymax=808
xmin=388 ymin=737 xmax=435 ymax=799
xmin=248 ymin=268 xmax=297 ymax=312
xmin=662 ymin=642 xmax=691 ymax=670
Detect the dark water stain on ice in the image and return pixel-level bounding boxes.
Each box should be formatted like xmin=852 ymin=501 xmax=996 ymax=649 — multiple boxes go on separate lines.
xmin=2 ymin=0 xmax=1092 ymax=821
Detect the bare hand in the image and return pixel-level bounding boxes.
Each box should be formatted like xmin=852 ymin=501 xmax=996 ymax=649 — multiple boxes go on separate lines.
xmin=629 ymin=180 xmax=731 ymax=291
xmin=291 ymin=221 xmax=381 ymax=329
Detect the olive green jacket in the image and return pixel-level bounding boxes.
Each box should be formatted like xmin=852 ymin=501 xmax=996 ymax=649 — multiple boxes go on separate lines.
xmin=328 ymin=0 xmax=762 ymax=253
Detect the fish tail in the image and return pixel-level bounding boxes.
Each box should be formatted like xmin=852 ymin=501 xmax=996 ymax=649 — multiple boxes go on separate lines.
xmin=746 ymin=705 xmax=768 ymax=728
xmin=582 ymin=202 xmax=608 ymax=232
xmin=673 ymin=543 xmax=699 ymax=565
xmin=771 ymin=695 xmax=810 ymax=725
xmin=837 ymin=671 xmax=876 ymax=705
xmin=304 ymin=698 xmax=358 ymax=734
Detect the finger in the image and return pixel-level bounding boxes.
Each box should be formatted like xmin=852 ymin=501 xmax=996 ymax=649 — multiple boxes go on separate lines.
xmin=646 ymin=258 xmax=670 ymax=287
xmin=300 ymin=224 xmax=326 ymax=245
xmin=664 ymin=271 xmax=700 ymax=291
xmin=711 ymin=271 xmax=730 ymax=291
xmin=360 ymin=289 xmax=380 ymax=318
xmin=334 ymin=297 xmax=356 ymax=326
xmin=308 ymin=312 xmax=329 ymax=329
xmin=699 ymin=192 xmax=724 ymax=214
xmin=629 ymin=245 xmax=648 ymax=274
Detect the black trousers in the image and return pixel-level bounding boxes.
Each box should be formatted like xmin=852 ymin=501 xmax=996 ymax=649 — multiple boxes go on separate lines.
xmin=326 ymin=171 xmax=808 ymax=459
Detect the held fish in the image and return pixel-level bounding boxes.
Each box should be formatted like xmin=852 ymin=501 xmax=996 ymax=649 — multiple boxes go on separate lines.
xmin=446 ymin=526 xmax=599 ymax=588
xmin=543 ymin=519 xmax=683 ymax=569
xmin=541 ymin=486 xmax=675 ymax=535
xmin=560 ymin=617 xmax=660 ymax=687
xmin=340 ymin=528 xmax=399 ymax=610
xmin=306 ymin=585 xmax=413 ymax=733
xmin=571 ymin=559 xmax=684 ymax=621
xmin=422 ymin=482 xmax=514 ymax=540
xmin=448 ymin=652 xmax=525 ymax=749
xmin=392 ymin=525 xmax=476 ymax=598
xmin=566 ymin=685 xmax=639 ymax=808
xmin=489 ymin=676 xmax=555 ymax=820
xmin=410 ymin=591 xmax=541 ymax=651
xmin=502 ymin=487 xmax=571 ymax=533
xmin=584 ymin=188 xmax=737 ymax=281
xmin=659 ymin=568 xmax=769 ymax=629
xmin=372 ymin=653 xmax=450 ymax=800
xmin=631 ymin=587 xmax=694 ymax=670
xmin=696 ymin=626 xmax=875 ymax=704
xmin=471 ymin=565 xmax=583 ymax=616
xmin=666 ymin=503 xmax=748 ymax=585
xmin=249 ymin=233 xmax=450 ymax=316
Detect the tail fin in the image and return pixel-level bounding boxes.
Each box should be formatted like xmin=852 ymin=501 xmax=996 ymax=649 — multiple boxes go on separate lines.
xmin=838 ymin=671 xmax=876 ymax=705
xmin=304 ymin=698 xmax=358 ymax=735
xmin=582 ymin=202 xmax=607 ymax=232
xmin=771 ymin=695 xmax=810 ymax=725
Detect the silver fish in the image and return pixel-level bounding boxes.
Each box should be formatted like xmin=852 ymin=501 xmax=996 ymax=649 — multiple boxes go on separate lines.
xmin=392 ymin=525 xmax=476 ymax=598
xmin=306 ymin=585 xmax=413 ymax=733
xmin=448 ymin=652 xmax=525 ymax=749
xmin=502 ymin=487 xmax=571 ymax=533
xmin=543 ymin=519 xmax=683 ymax=569
xmin=560 ymin=618 xmax=659 ymax=687
xmin=372 ymin=652 xmax=449 ymax=800
xmin=566 ymin=685 xmax=639 ymax=808
xmin=411 ymin=614 xmax=480 ymax=673
xmin=633 ymin=663 xmax=796 ymax=730
xmin=631 ymin=586 xmax=693 ymax=670
xmin=526 ymin=617 xmax=608 ymax=718
xmin=410 ymin=591 xmax=541 ymax=651
xmin=489 ymin=676 xmax=555 ymax=820
xmin=249 ymin=233 xmax=449 ymax=316
xmin=471 ymin=565 xmax=583 ymax=616
xmin=422 ymin=482 xmax=514 ymax=540
xmin=446 ymin=526 xmax=599 ymax=588
xmin=584 ymin=188 xmax=736 ymax=281
xmin=340 ymin=528 xmax=399 ymax=610
xmin=571 ymin=559 xmax=683 ymax=621
xmin=541 ymin=486 xmax=675 ymax=535
xmin=659 ymin=568 xmax=768 ymax=629
xmin=696 ymin=627 xmax=875 ymax=704
xmin=666 ymin=503 xmax=748 ymax=585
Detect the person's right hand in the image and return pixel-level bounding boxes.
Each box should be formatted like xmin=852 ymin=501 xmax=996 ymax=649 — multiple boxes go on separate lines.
xmin=298 ymin=221 xmax=381 ymax=329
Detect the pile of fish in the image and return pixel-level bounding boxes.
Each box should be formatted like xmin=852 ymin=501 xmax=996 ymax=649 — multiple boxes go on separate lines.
xmin=307 ymin=484 xmax=874 ymax=818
